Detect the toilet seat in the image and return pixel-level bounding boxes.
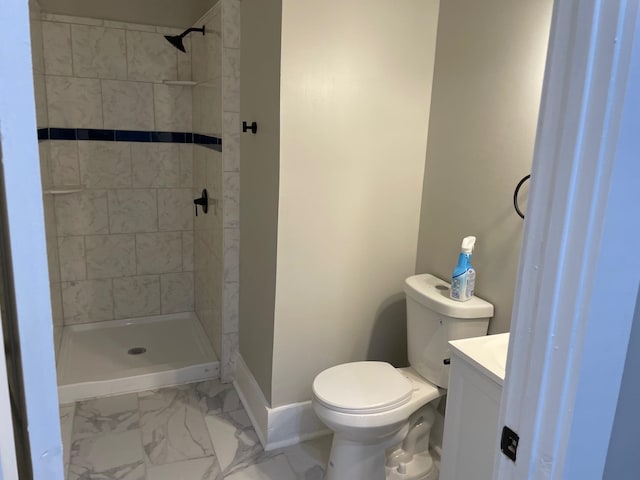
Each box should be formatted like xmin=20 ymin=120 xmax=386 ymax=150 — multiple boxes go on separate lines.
xmin=313 ymin=361 xmax=413 ymax=414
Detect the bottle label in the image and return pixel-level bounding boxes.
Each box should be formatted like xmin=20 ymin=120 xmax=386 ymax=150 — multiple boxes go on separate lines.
xmin=465 ymin=268 xmax=476 ymax=299
xmin=451 ymin=268 xmax=475 ymax=301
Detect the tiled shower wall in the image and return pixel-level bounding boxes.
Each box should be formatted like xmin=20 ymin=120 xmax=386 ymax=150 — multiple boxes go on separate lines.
xmin=192 ymin=5 xmax=223 ymax=373
xmin=220 ymin=0 xmax=240 ymax=382
xmin=35 ymin=13 xmax=196 ymax=329
xmin=30 ymin=1 xmax=239 ymax=380
xmin=192 ymin=0 xmax=240 ymax=382
xmin=29 ymin=0 xmax=65 ymax=356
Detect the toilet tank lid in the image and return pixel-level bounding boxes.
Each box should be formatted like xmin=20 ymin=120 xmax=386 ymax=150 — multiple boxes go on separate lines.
xmin=404 ymin=274 xmax=494 ymax=319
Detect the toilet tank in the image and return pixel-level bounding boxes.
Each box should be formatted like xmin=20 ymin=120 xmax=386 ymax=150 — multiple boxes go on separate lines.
xmin=405 ymin=274 xmax=494 ymax=388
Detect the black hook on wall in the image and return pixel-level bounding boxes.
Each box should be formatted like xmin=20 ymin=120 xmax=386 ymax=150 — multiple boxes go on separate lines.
xmin=242 ymin=121 xmax=257 ymax=134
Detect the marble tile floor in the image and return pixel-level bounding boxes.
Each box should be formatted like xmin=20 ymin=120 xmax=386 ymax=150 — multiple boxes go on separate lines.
xmin=59 ymin=379 xmax=331 ymax=480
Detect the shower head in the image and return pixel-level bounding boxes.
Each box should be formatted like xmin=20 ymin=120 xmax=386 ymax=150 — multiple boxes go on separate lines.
xmin=164 ymin=25 xmax=205 ymax=53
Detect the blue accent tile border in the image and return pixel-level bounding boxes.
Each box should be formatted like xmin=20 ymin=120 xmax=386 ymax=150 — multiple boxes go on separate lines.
xmin=38 ymin=128 xmax=222 ymax=150
xmin=49 ymin=128 xmax=77 ymax=140
xmin=193 ymin=133 xmax=222 ymax=151
xmin=115 ymin=130 xmax=151 ymax=142
xmin=77 ymin=129 xmax=115 ymax=141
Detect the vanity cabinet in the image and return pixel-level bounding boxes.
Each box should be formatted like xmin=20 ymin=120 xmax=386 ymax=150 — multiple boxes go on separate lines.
xmin=439 ymin=333 xmax=508 ymax=480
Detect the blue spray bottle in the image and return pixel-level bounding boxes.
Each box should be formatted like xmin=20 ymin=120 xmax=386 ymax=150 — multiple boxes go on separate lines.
xmin=450 ymin=236 xmax=476 ymax=301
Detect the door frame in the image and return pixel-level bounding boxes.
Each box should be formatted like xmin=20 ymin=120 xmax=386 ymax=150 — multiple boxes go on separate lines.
xmin=0 ymin=308 xmax=18 ymax=480
xmin=1 ymin=0 xmax=640 ymax=478
xmin=0 ymin=0 xmax=64 ymax=478
xmin=495 ymin=0 xmax=640 ymax=477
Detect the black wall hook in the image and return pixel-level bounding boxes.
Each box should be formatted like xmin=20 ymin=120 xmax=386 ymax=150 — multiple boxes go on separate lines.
xmin=194 ymin=189 xmax=208 ymax=216
xmin=242 ymin=121 xmax=257 ymax=134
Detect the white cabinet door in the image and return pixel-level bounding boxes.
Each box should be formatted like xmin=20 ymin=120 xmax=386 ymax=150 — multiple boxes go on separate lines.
xmin=440 ymin=355 xmax=502 ymax=480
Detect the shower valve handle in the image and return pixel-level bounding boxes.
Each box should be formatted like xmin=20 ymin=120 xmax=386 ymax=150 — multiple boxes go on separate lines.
xmin=194 ymin=189 xmax=209 ymax=216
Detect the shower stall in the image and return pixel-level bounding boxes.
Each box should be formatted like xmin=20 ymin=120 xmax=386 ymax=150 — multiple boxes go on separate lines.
xmin=28 ymin=0 xmax=240 ymax=402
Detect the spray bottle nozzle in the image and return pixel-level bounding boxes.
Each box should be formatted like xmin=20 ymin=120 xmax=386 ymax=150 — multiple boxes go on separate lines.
xmin=461 ymin=236 xmax=476 ymax=254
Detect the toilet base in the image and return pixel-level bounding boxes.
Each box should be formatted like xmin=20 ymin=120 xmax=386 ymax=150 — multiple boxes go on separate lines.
xmin=324 ymin=424 xmax=409 ymax=480
xmin=386 ymin=451 xmax=438 ymax=480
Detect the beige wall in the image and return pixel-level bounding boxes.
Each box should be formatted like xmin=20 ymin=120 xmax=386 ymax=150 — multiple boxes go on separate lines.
xmin=270 ymin=0 xmax=440 ymax=406
xmin=238 ymin=0 xmax=282 ymax=403
xmin=416 ymin=0 xmax=553 ymax=334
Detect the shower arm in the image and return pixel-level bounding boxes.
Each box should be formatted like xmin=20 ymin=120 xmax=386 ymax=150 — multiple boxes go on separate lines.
xmin=177 ymin=26 xmax=205 ymax=40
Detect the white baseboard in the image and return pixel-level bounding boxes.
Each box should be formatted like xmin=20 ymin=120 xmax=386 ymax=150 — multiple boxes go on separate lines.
xmin=233 ymin=354 xmax=330 ymax=451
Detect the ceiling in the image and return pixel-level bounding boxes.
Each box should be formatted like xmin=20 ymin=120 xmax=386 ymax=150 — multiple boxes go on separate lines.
xmin=37 ymin=0 xmax=215 ymax=28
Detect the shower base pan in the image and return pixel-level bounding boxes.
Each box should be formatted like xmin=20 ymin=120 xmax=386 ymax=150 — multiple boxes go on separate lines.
xmin=57 ymin=312 xmax=219 ymax=404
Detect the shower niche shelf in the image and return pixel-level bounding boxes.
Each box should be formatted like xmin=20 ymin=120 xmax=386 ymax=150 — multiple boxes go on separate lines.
xmin=43 ymin=186 xmax=82 ymax=195
xmin=162 ymin=80 xmax=197 ymax=86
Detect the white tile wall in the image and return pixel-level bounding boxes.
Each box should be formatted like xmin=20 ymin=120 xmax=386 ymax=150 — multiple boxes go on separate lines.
xmin=136 ymin=232 xmax=183 ymax=275
xmin=222 ymin=47 xmax=240 ymax=113
xmin=37 ymin=14 xmax=196 ymax=325
xmin=33 ymin=73 xmax=48 ymax=128
xmin=179 ymin=145 xmax=194 ymax=187
xmin=50 ymin=141 xmax=80 ymax=186
xmin=108 ymin=189 xmax=158 ymax=233
xmin=222 ymin=228 xmax=239 ymax=284
xmin=71 ymin=25 xmax=127 ymax=80
xmin=46 ymin=76 xmax=103 ymax=128
xmin=132 ymin=143 xmax=180 ymax=187
xmin=222 ymin=172 xmax=239 ymax=228
xmin=222 ymin=112 xmax=240 ymax=172
xmin=85 ymin=234 xmax=136 ymax=279
xmin=113 ymin=275 xmax=161 ymax=319
xmin=29 ymin=6 xmax=45 ymax=75
xmin=158 ymin=189 xmax=193 ymax=231
xmin=46 ymin=235 xmax=61 ymax=285
xmin=222 ymin=0 xmax=241 ymax=49
xmin=58 ymin=236 xmax=87 ymax=281
xmin=182 ymin=232 xmax=194 ymax=271
xmin=103 ymin=20 xmax=155 ymax=32
xmin=160 ymin=272 xmax=195 ymax=314
xmin=221 ymin=0 xmax=241 ymax=380
xmin=41 ymin=13 xmax=102 ymax=25
xmin=62 ymin=279 xmax=114 ymax=324
xmin=38 ymin=142 xmax=52 ymax=191
xmin=102 ymin=80 xmax=155 ymax=130
xmin=55 ymin=190 xmax=109 ymax=236
xmin=153 ymin=84 xmax=193 ymax=132
xmin=222 ymin=281 xmax=238 ymax=334
xmin=178 ymin=38 xmax=193 ymax=82
xmin=126 ymin=30 xmax=178 ymax=82
xmin=42 ymin=21 xmax=73 ymax=75
xmin=191 ymin=0 xmax=240 ymax=378
xmin=78 ymin=142 xmax=132 ymax=188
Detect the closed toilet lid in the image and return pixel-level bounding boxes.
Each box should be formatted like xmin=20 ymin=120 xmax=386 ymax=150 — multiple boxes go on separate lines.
xmin=312 ymin=362 xmax=413 ymax=414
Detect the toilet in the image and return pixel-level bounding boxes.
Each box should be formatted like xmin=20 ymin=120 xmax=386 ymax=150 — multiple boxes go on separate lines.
xmin=312 ymin=273 xmax=494 ymax=480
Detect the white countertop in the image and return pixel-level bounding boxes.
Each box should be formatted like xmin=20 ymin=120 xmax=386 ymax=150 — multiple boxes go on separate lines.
xmin=449 ymin=333 xmax=509 ymax=386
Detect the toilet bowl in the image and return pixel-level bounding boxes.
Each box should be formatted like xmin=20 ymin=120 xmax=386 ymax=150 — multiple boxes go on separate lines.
xmin=313 ymin=363 xmax=443 ymax=480
xmin=312 ymin=274 xmax=494 ymax=480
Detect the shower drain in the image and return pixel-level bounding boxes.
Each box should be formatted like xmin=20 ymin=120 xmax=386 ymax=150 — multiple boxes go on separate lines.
xmin=128 ymin=347 xmax=147 ymax=355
